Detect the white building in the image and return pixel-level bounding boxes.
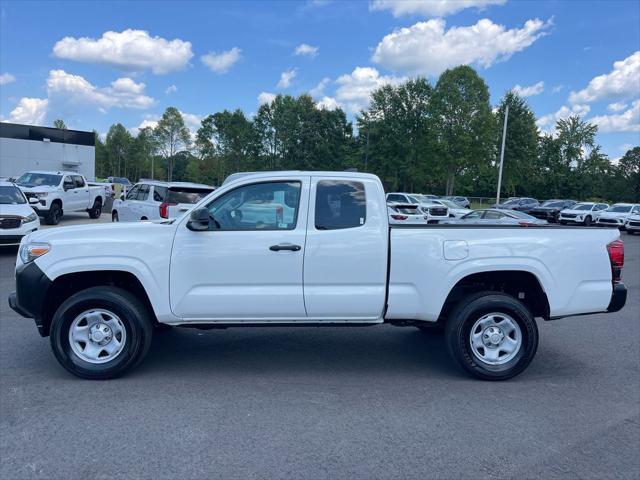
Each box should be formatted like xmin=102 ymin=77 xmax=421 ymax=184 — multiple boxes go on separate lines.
xmin=0 ymin=122 xmax=95 ymax=180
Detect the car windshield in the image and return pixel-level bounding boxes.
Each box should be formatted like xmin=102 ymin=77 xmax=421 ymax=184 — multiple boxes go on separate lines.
xmin=110 ymin=177 xmax=130 ymax=185
xmin=502 ymin=199 xmax=519 ymax=205
xmin=0 ymin=186 xmax=26 ymax=204
xmin=438 ymin=199 xmax=461 ymax=208
xmin=15 ymin=172 xmax=61 ymax=187
xmin=167 ymin=187 xmax=214 ymax=204
xmin=574 ymin=204 xmax=594 ymax=211
xmin=606 ymin=205 xmax=633 ymax=213
xmin=541 ymin=200 xmax=564 ymax=207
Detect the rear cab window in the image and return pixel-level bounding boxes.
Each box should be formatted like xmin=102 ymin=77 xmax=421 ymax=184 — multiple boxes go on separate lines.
xmin=167 ymin=187 xmax=214 ymax=204
xmin=315 ymin=180 xmax=366 ymax=230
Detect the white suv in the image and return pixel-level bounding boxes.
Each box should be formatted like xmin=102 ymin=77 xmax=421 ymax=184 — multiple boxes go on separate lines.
xmin=559 ymin=202 xmax=609 ymax=226
xmin=0 ymin=181 xmax=40 ymax=245
xmin=111 ymin=181 xmax=215 ymax=222
xmin=596 ymin=204 xmax=640 ymax=229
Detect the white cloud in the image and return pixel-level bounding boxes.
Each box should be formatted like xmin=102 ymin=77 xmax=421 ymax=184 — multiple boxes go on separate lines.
xmin=551 ymin=85 xmax=564 ymax=93
xmin=335 ymin=67 xmax=405 ymax=113
xmin=370 ymin=0 xmax=506 ymax=18
xmin=512 ymin=81 xmax=544 ymax=97
xmin=0 ymin=72 xmax=16 ymax=85
xmin=165 ymin=84 xmax=177 ymax=95
xmin=317 ymin=96 xmax=340 ymax=110
xmin=309 ymin=77 xmax=331 ymax=97
xmin=294 ymin=43 xmax=319 ymax=58
xmin=46 ymin=69 xmax=155 ymax=110
xmin=372 ymin=18 xmax=552 ymax=76
xmin=536 ymin=103 xmax=591 ymax=131
xmin=258 ymin=91 xmax=277 ymax=105
xmin=607 ymin=102 xmax=627 ymax=112
xmin=8 ymin=98 xmax=48 ymax=125
xmin=132 ymin=111 xmax=201 ymax=138
xmin=201 ymin=47 xmax=242 ymax=74
xmin=277 ymin=68 xmax=297 ymax=89
xmin=52 ymin=29 xmax=193 ymax=74
xmin=589 ymin=100 xmax=640 ymax=133
xmin=569 ymin=51 xmax=640 ymax=104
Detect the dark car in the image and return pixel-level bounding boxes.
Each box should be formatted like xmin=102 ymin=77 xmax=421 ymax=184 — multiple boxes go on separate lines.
xmin=492 ymin=197 xmax=539 ymax=212
xmin=529 ymin=199 xmax=577 ymax=223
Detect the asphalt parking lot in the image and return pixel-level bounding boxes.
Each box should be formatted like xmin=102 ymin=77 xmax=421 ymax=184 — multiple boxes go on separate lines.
xmin=0 ymin=221 xmax=638 ymax=479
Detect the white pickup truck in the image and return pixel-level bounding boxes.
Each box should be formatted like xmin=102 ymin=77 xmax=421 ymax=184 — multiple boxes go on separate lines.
xmin=8 ymin=171 xmax=627 ymax=381
xmin=15 ymin=171 xmax=106 ymax=225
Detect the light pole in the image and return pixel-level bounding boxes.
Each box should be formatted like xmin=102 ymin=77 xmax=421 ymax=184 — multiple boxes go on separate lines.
xmin=364 ymin=123 xmax=370 ymax=172
xmin=496 ymin=104 xmax=509 ymax=204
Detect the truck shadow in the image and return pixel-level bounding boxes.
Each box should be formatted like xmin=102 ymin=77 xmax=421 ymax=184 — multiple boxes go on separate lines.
xmin=139 ymin=325 xmax=463 ymax=379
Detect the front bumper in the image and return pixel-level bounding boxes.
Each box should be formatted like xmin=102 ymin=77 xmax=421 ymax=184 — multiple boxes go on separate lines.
xmin=607 ymin=283 xmax=627 ymax=313
xmin=7 ymin=261 xmax=52 ymax=336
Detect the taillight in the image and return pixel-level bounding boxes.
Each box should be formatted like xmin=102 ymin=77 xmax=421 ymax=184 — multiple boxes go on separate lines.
xmin=159 ymin=202 xmax=177 ymax=219
xmin=391 ymin=215 xmax=408 ymax=221
xmin=607 ymin=239 xmax=624 ymax=283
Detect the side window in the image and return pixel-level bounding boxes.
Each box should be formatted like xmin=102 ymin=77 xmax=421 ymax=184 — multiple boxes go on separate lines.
xmin=137 ymin=184 xmax=150 ymax=201
xmin=632 ymin=206 xmax=640 ymax=214
xmin=74 ymin=176 xmax=85 ymax=188
xmin=126 ymin=185 xmax=140 ymax=200
xmin=463 ymin=211 xmax=481 ymax=219
xmin=596 ymin=204 xmax=607 ymax=210
xmin=153 ymin=186 xmax=167 ymax=202
xmin=315 ymin=180 xmax=366 ymax=230
xmin=206 ymin=181 xmax=301 ymax=231
xmin=484 ymin=210 xmax=503 ymax=220
xmin=387 ymin=194 xmax=405 ymax=203
xmin=63 ymin=176 xmax=75 ymax=190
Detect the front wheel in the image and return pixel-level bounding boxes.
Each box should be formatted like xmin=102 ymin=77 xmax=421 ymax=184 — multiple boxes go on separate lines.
xmin=584 ymin=215 xmax=592 ymax=226
xmin=445 ymin=292 xmax=538 ymax=381
xmin=49 ymin=287 xmax=153 ymax=379
xmin=46 ymin=203 xmax=62 ymax=225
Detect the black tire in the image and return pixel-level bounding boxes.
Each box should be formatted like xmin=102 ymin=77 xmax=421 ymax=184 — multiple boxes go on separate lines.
xmin=112 ymin=211 xmax=119 ymax=222
xmin=88 ymin=198 xmax=102 ymax=219
xmin=49 ymin=286 xmax=153 ymax=379
xmin=46 ymin=202 xmax=62 ymax=225
xmin=445 ymin=292 xmax=538 ymax=381
xmin=584 ymin=215 xmax=592 ymax=226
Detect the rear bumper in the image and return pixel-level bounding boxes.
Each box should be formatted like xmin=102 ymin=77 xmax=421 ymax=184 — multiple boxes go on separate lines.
xmin=607 ymin=283 xmax=627 ymax=313
xmin=7 ymin=261 xmax=52 ymax=336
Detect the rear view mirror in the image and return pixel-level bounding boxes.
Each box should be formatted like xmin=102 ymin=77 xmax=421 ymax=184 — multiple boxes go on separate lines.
xmin=28 ymin=197 xmax=39 ymax=205
xmin=187 ymin=208 xmax=212 ymax=231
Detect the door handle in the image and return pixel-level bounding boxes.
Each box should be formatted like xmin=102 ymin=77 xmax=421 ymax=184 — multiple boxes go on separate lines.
xmin=269 ymin=243 xmax=301 ymax=252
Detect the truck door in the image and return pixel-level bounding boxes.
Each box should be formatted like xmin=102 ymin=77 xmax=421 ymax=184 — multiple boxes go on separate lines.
xmin=303 ymin=177 xmax=388 ymax=321
xmin=73 ymin=175 xmax=90 ymax=209
xmin=170 ymin=177 xmax=309 ymax=320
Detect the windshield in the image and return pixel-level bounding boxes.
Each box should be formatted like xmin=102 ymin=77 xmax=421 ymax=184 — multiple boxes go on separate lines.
xmin=574 ymin=204 xmax=594 ymax=211
xmin=0 ymin=186 xmax=26 ymax=204
xmin=15 ymin=172 xmax=62 ymax=187
xmin=109 ymin=177 xmax=131 ymax=185
xmin=438 ymin=199 xmax=461 ymax=209
xmin=541 ymin=200 xmax=564 ymax=207
xmin=607 ymin=205 xmax=633 ymax=213
xmin=167 ymin=187 xmax=214 ymax=204
xmin=502 ymin=199 xmax=519 ymax=205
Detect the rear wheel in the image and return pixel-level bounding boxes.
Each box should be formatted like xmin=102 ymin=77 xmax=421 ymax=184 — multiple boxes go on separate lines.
xmin=88 ymin=198 xmax=102 ymax=219
xmin=445 ymin=292 xmax=538 ymax=381
xmin=112 ymin=211 xmax=119 ymax=222
xmin=49 ymin=287 xmax=153 ymax=379
xmin=584 ymin=215 xmax=592 ymax=226
xmin=46 ymin=203 xmax=62 ymax=225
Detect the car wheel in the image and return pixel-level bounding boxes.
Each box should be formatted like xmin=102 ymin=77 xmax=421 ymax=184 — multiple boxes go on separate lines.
xmin=88 ymin=199 xmax=102 ymax=219
xmin=445 ymin=292 xmax=538 ymax=381
xmin=111 ymin=211 xmax=119 ymax=222
xmin=584 ymin=215 xmax=592 ymax=226
xmin=46 ymin=203 xmax=62 ymax=225
xmin=49 ymin=287 xmax=153 ymax=379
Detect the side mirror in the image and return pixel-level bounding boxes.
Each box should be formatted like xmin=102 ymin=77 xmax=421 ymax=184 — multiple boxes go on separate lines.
xmin=187 ymin=208 xmax=212 ymax=231
xmin=29 ymin=197 xmax=40 ymax=205
xmin=120 ymin=193 xmax=125 ymax=201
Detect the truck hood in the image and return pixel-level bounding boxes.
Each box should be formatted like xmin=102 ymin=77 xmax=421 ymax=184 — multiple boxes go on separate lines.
xmin=0 ymin=203 xmax=36 ymax=217
xmin=24 ymin=220 xmax=176 ymax=245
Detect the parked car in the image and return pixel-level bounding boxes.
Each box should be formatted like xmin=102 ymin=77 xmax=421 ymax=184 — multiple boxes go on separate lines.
xmin=493 ymin=197 xmax=539 ymax=212
xmin=443 ymin=196 xmax=470 ymax=208
xmin=529 ymin=200 xmax=577 ymax=223
xmin=111 ymin=180 xmax=215 ymax=222
xmin=387 ymin=203 xmax=427 ymax=225
xmin=107 ymin=176 xmax=132 ymax=197
xmin=9 ymin=171 xmax=626 ymax=381
xmin=596 ymin=203 xmax=640 ymax=229
xmin=386 ymin=193 xmax=449 ymax=223
xmin=0 ymin=181 xmax=40 ymax=246
xmin=559 ymin=202 xmax=609 ymax=226
xmin=428 ymin=198 xmax=472 ymax=218
xmin=452 ymin=209 xmax=547 ymax=226
xmin=625 ymin=213 xmax=640 ymax=234
xmin=15 ymin=171 xmax=106 ymax=225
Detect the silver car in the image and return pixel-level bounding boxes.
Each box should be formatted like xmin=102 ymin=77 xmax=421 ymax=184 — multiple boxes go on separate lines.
xmin=449 ymin=208 xmax=548 ymax=225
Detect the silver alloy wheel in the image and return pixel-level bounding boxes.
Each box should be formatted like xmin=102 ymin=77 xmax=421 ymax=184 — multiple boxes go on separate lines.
xmin=68 ymin=309 xmax=127 ymax=364
xmin=469 ymin=312 xmax=522 ymax=366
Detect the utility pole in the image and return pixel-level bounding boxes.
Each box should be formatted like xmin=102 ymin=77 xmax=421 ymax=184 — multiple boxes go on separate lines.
xmin=364 ymin=124 xmax=370 ymax=172
xmin=496 ymin=104 xmax=509 ymax=204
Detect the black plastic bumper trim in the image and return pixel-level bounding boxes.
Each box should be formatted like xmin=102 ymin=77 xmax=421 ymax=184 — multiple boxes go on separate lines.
xmin=607 ymin=283 xmax=627 ymax=313
xmin=8 ymin=261 xmax=52 ymax=336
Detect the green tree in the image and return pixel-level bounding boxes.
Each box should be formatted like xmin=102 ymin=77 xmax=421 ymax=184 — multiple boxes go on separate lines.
xmin=428 ymin=66 xmax=495 ymax=195
xmin=105 ymin=123 xmax=133 ymax=178
xmin=94 ymin=130 xmax=108 ymax=179
xmin=618 ymin=146 xmax=640 ymax=202
xmin=153 ymin=107 xmax=191 ymax=181
xmin=53 ymin=119 xmax=67 ymax=130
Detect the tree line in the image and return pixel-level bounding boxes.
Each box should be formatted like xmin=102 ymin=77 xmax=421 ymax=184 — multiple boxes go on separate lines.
xmin=86 ymin=65 xmax=638 ymax=202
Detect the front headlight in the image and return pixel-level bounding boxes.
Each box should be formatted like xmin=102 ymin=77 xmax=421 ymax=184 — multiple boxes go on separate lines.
xmin=19 ymin=242 xmax=50 ymax=264
xmin=34 ymin=192 xmax=48 ymax=198
xmin=23 ymin=212 xmax=38 ymax=223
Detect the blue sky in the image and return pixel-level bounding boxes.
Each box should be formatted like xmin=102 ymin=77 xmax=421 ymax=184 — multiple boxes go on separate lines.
xmin=1 ymin=0 xmax=639 ymax=159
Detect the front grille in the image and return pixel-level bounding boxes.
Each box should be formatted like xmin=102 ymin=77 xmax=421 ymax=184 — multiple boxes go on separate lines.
xmin=0 ymin=217 xmax=22 ymax=229
xmin=598 ymin=218 xmax=618 ymax=224
xmin=629 ymin=221 xmax=640 ymax=227
xmin=562 ymin=213 xmax=577 ymax=219
xmin=428 ymin=207 xmax=447 ymax=216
